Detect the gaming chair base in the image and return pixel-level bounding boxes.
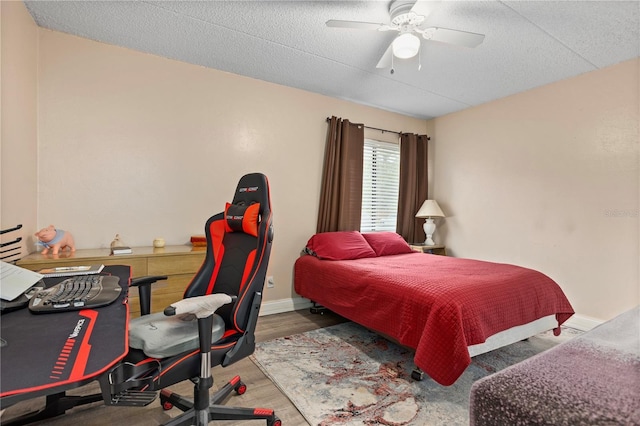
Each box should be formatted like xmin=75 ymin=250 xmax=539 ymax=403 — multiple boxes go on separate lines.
xmin=159 ymin=376 xmax=281 ymax=426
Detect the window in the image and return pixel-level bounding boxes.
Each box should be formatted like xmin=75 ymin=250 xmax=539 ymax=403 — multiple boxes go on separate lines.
xmin=360 ymin=138 xmax=400 ymax=232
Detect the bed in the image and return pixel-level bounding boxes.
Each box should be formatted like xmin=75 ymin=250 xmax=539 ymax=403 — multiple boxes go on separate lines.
xmin=293 ymin=231 xmax=575 ymax=386
xmin=470 ymin=306 xmax=640 ymax=425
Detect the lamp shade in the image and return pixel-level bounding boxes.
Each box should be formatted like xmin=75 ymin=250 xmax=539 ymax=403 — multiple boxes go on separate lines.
xmin=415 ymin=200 xmax=445 ymax=218
xmin=392 ymin=33 xmax=421 ymax=59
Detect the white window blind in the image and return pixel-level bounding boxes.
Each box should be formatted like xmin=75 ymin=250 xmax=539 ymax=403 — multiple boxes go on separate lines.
xmin=361 ymin=138 xmax=400 ymax=232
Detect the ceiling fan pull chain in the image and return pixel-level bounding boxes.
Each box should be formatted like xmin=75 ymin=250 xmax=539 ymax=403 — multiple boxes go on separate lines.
xmin=391 ymin=54 xmax=395 ymax=75
xmin=418 ymin=49 xmax=422 ymax=71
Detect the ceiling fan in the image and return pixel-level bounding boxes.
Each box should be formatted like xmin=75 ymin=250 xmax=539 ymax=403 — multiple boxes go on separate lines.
xmin=326 ymin=0 xmax=485 ymax=72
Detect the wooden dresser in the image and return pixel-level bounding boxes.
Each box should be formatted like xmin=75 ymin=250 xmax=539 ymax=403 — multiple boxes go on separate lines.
xmin=17 ymin=245 xmax=206 ymax=317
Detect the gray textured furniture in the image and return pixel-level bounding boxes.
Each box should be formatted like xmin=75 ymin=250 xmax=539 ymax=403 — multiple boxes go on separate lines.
xmin=470 ymin=306 xmax=640 ymax=425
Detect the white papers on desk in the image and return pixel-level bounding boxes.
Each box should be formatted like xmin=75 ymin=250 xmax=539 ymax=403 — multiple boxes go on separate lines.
xmin=0 ymin=261 xmax=43 ymax=301
xmin=37 ymin=264 xmax=104 ymax=277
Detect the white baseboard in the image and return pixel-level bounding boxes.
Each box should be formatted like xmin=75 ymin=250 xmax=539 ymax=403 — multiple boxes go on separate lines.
xmin=564 ymin=313 xmax=603 ymax=331
xmin=259 ymin=297 xmax=312 ymax=316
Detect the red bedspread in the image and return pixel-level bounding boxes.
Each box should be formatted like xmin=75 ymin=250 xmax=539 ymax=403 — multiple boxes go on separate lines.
xmin=294 ymin=253 xmax=574 ymax=386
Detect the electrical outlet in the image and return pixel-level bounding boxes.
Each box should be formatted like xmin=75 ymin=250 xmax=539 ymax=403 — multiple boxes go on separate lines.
xmin=267 ymin=276 xmax=274 ymax=288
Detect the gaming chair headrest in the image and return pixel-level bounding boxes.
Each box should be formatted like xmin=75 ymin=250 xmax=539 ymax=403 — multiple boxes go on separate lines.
xmin=230 ymin=173 xmax=271 ymax=216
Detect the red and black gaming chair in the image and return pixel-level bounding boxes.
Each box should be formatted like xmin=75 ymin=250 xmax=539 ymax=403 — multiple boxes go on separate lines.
xmin=98 ymin=172 xmax=279 ymax=426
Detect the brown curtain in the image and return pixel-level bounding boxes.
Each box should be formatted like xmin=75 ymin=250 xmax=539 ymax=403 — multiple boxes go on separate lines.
xmin=396 ymin=133 xmax=429 ymax=243
xmin=316 ymin=116 xmax=365 ymax=233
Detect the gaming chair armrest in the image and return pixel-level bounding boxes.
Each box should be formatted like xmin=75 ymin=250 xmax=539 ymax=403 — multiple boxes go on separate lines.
xmin=163 ymin=294 xmax=235 ymax=318
xmin=130 ymin=275 xmax=168 ymax=316
xmin=164 ymin=294 xmax=236 ymax=354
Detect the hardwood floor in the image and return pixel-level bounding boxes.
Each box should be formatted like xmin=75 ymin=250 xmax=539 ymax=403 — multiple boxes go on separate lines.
xmin=1 ymin=309 xmax=347 ymax=426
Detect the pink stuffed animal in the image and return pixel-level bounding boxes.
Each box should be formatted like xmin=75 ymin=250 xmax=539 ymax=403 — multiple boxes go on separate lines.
xmin=35 ymin=225 xmax=76 ymax=255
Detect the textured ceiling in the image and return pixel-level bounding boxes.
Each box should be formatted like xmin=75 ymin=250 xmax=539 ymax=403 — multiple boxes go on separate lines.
xmin=24 ymin=0 xmax=640 ymax=119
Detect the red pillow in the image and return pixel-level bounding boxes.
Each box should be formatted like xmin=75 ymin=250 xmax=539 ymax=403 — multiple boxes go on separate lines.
xmin=306 ymin=231 xmax=376 ymax=260
xmin=224 ymin=202 xmax=260 ymax=237
xmin=362 ymin=232 xmax=413 ymax=256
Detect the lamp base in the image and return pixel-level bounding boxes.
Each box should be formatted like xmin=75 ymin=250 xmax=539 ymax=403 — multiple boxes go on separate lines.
xmin=423 ymin=218 xmax=436 ymax=246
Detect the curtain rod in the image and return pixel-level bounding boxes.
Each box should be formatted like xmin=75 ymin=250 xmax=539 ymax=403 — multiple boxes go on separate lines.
xmin=364 ymin=124 xmax=403 ymax=135
xmin=325 ymin=117 xmax=429 ymax=139
xmin=326 ymin=116 xmax=401 ymax=135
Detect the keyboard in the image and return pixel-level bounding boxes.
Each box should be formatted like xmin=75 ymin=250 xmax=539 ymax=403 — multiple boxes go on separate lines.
xmin=28 ymin=275 xmax=122 ymax=313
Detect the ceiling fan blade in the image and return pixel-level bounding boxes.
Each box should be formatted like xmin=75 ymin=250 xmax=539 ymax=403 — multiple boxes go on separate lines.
xmin=326 ymin=19 xmax=384 ymax=30
xmin=423 ymin=27 xmax=485 ymax=48
xmin=410 ymin=1 xmax=441 ymax=18
xmin=376 ymin=43 xmax=394 ymax=69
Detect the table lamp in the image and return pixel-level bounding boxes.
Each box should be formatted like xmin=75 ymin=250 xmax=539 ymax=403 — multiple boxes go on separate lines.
xmin=415 ymin=200 xmax=445 ymax=245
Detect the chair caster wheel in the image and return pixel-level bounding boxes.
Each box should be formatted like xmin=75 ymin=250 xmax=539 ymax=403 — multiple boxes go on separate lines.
xmin=159 ymin=390 xmax=173 ymax=410
xmin=268 ymin=416 xmax=282 ymax=426
xmin=411 ymin=368 xmax=424 ymax=381
xmin=235 ymin=380 xmax=247 ymax=395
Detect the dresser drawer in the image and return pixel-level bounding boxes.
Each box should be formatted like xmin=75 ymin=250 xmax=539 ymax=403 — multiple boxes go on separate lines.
xmin=128 ymin=274 xmax=193 ymax=317
xmin=101 ymin=258 xmax=148 ymax=277
xmin=147 ymin=254 xmax=204 ymax=276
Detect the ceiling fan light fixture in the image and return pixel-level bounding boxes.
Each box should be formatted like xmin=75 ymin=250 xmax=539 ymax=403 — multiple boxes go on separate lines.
xmin=392 ymin=32 xmax=420 ymax=59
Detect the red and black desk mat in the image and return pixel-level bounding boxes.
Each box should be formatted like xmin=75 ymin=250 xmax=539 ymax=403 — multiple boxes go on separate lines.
xmin=0 ymin=265 xmax=131 ymax=405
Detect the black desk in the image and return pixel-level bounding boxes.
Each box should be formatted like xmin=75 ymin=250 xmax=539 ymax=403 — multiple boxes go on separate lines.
xmin=0 ymin=265 xmax=131 ymax=423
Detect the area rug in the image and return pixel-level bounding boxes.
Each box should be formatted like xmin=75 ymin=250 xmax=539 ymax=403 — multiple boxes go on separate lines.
xmin=251 ymin=322 xmax=581 ymax=426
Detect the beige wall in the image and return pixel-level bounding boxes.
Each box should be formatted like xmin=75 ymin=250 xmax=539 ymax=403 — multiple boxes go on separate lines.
xmin=35 ymin=29 xmax=426 ymax=303
xmin=430 ymin=58 xmax=639 ymax=321
xmin=1 ymin=1 xmax=39 ymax=255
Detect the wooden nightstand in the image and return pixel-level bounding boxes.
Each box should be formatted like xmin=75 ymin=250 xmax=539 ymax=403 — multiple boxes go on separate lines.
xmin=409 ymin=243 xmax=447 ymax=256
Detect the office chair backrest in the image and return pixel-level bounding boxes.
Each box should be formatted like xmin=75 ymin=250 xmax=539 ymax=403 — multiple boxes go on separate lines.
xmin=184 ymin=173 xmax=273 ymax=333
